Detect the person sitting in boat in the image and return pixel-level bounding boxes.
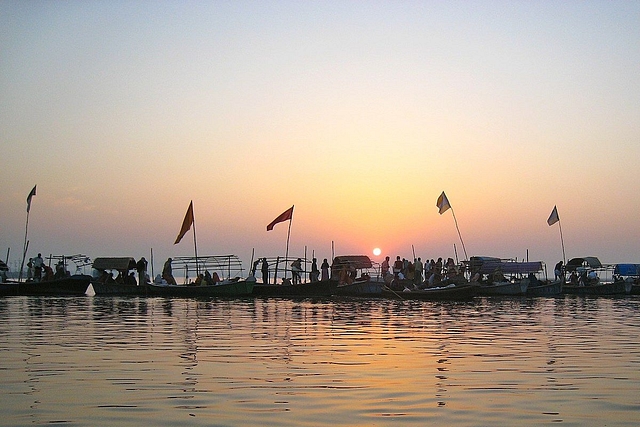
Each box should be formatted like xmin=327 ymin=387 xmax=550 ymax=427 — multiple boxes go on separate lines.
xmin=211 ymin=271 xmax=221 ymax=284
xmin=54 ymin=261 xmax=66 ymax=279
xmin=126 ymin=272 xmax=137 ymax=286
xmin=42 ymin=264 xmax=54 ymax=281
xmin=587 ymin=270 xmax=599 ymax=285
xmin=492 ymin=267 xmax=505 ymax=283
xmin=194 ymin=274 xmax=204 ymax=286
xmin=338 ymin=265 xmax=353 ymax=285
xmin=569 ymin=271 xmax=579 ymax=285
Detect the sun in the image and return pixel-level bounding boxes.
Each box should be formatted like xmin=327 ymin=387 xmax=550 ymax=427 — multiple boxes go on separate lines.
xmin=372 ymin=247 xmax=381 ymax=256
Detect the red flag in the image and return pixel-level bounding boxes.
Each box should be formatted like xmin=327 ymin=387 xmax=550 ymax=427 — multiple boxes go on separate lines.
xmin=174 ymin=201 xmax=194 ymax=244
xmin=267 ymin=205 xmax=294 ymax=231
xmin=26 ymin=185 xmax=37 ymax=213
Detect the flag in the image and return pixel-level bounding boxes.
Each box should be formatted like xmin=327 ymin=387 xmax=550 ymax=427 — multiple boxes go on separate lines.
xmin=174 ymin=201 xmax=194 ymax=244
xmin=267 ymin=205 xmax=294 ymax=231
xmin=436 ymin=191 xmax=451 ymax=215
xmin=26 ymin=185 xmax=37 ymax=213
xmin=547 ymin=205 xmax=559 ymax=226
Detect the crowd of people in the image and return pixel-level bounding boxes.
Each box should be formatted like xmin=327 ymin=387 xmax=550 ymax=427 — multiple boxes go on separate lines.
xmin=382 ymin=255 xmax=466 ymax=290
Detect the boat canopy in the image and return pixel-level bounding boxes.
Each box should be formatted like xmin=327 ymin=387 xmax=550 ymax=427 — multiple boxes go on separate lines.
xmin=565 ymin=257 xmax=602 ymax=271
xmin=93 ymin=257 xmax=136 ymax=271
xmin=332 ymin=255 xmax=373 ymax=269
xmin=614 ymin=264 xmax=640 ymax=276
xmin=475 ymin=260 xmax=543 ymax=275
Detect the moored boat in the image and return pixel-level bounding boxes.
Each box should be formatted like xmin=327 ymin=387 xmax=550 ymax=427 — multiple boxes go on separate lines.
xmin=12 ymin=254 xmax=92 ymax=296
xmin=562 ymin=257 xmax=630 ymax=296
xmin=382 ymin=283 xmax=479 ymax=301
xmin=466 ymin=257 xmax=541 ymax=296
xmin=526 ymin=279 xmax=563 ymax=297
xmin=333 ymin=255 xmax=384 ymax=297
xmin=252 ymin=256 xmax=338 ymax=297
xmin=90 ymin=257 xmax=148 ymax=296
xmin=147 ymin=277 xmax=255 ymax=297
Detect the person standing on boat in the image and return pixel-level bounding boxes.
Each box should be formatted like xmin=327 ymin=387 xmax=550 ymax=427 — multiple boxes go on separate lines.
xmin=291 ymin=258 xmax=302 ymax=285
xmin=136 ymin=257 xmax=148 ymax=285
xmin=33 ymin=253 xmax=44 ymax=282
xmin=261 ymin=258 xmax=270 ymax=285
xmin=393 ymin=256 xmax=403 ymax=279
xmin=310 ymin=258 xmax=320 ymax=282
xmin=554 ymin=261 xmax=564 ymax=282
xmin=162 ymin=258 xmax=176 ymax=285
xmin=321 ymin=258 xmax=330 ymax=281
xmin=381 ymin=256 xmax=390 ymax=278
xmin=414 ymin=257 xmax=423 ymax=285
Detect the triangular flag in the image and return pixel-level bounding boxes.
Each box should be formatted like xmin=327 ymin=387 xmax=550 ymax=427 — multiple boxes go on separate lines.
xmin=26 ymin=185 xmax=37 ymax=213
xmin=267 ymin=205 xmax=294 ymax=231
xmin=436 ymin=191 xmax=451 ymax=215
xmin=547 ymin=205 xmax=559 ymax=226
xmin=174 ymin=201 xmax=194 ymax=244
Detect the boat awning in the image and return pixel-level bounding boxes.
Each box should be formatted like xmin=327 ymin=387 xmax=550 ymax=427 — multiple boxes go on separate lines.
xmin=614 ymin=264 xmax=640 ymax=276
xmin=566 ymin=257 xmax=602 ymax=271
xmin=332 ymin=255 xmax=373 ymax=269
xmin=92 ymin=257 xmax=136 ymax=271
xmin=476 ymin=260 xmax=543 ymax=275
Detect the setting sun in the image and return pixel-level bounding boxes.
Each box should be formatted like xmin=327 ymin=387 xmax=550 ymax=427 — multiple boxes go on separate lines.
xmin=373 ymin=248 xmax=381 ymax=256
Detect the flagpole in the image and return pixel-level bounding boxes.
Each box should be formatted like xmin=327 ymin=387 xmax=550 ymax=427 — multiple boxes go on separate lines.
xmin=450 ymin=207 xmax=468 ymax=261
xmin=558 ymin=220 xmax=566 ymax=265
xmin=284 ymin=216 xmax=292 ymax=279
xmin=18 ymin=209 xmax=31 ymax=282
xmin=192 ymin=202 xmax=199 ymax=277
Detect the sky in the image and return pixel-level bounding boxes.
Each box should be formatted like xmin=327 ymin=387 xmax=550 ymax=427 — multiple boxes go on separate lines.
xmin=1 ymin=1 xmax=639 ymax=277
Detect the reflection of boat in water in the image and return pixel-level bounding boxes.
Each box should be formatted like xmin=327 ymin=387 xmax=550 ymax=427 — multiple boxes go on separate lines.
xmin=333 ymin=255 xmax=385 ymax=297
xmin=382 ymin=283 xmax=479 ymax=301
xmin=562 ymin=257 xmax=630 ymax=296
xmin=147 ymin=255 xmax=255 ymax=298
xmin=90 ymin=257 xmax=148 ymax=296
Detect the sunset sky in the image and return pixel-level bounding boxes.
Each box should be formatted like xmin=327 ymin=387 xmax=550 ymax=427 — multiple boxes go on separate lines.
xmin=1 ymin=1 xmax=639 ymax=276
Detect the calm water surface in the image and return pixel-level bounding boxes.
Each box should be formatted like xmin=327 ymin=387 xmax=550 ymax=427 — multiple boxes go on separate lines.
xmin=0 ymin=295 xmax=639 ymax=426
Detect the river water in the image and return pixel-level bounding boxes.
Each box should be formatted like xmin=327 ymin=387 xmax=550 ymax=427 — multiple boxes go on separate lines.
xmin=0 ymin=295 xmax=638 ymax=426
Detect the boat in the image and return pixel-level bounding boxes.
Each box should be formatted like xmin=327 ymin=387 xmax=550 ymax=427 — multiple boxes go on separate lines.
xmin=11 ymin=254 xmax=93 ymax=296
xmin=146 ymin=255 xmax=255 ymax=298
xmin=614 ymin=264 xmax=640 ymax=295
xmin=252 ymin=256 xmax=338 ymax=297
xmin=562 ymin=257 xmax=631 ymax=296
xmin=526 ymin=279 xmax=563 ymax=297
xmin=332 ymin=255 xmax=385 ymax=297
xmin=382 ymin=283 xmax=479 ymax=301
xmin=466 ymin=257 xmax=543 ymax=296
xmin=90 ymin=257 xmax=148 ymax=296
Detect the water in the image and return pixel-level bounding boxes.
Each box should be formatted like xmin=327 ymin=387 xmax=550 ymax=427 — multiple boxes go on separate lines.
xmin=0 ymin=295 xmax=639 ymax=426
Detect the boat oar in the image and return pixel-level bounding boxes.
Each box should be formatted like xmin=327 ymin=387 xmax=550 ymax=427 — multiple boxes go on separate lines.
xmin=383 ymin=284 xmax=405 ymax=300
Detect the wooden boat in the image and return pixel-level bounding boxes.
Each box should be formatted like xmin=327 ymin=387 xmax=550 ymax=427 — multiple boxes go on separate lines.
xmin=147 ymin=255 xmax=255 ymax=297
xmin=147 ymin=277 xmax=255 ymax=297
xmin=562 ymin=257 xmax=630 ymax=296
xmin=526 ymin=279 xmax=563 ymax=297
xmin=382 ymin=283 xmax=479 ymax=301
xmin=90 ymin=257 xmax=148 ymax=296
xmin=252 ymin=255 xmax=338 ymax=297
xmin=13 ymin=274 xmax=92 ymax=296
xmin=333 ymin=255 xmax=385 ymax=297
xmin=466 ymin=257 xmax=543 ymax=296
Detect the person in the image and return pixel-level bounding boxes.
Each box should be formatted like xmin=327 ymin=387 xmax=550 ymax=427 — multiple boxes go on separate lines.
xmin=54 ymin=260 xmax=65 ymax=279
xmin=393 ymin=256 xmax=403 ymax=279
xmin=554 ymin=261 xmax=564 ymax=281
xmin=261 ymin=258 xmax=270 ymax=285
xmin=321 ymin=258 xmax=330 ymax=281
xmin=162 ymin=258 xmax=176 ymax=285
xmin=251 ymin=259 xmax=260 ymax=277
xmin=126 ymin=272 xmax=137 ymax=286
xmin=33 ymin=253 xmax=44 ymax=282
xmin=204 ymin=270 xmax=213 ymax=285
xmin=136 ymin=257 xmax=148 ymax=285
xmin=414 ymin=257 xmax=423 ymax=285
xmin=42 ymin=264 xmax=54 ymax=281
xmin=291 ymin=258 xmax=302 ymax=285
xmin=26 ymin=258 xmax=33 ymax=281
xmin=310 ymin=258 xmax=319 ymax=282
xmin=381 ymin=256 xmax=390 ymax=277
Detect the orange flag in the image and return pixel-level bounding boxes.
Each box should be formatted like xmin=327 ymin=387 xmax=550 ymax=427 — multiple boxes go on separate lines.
xmin=174 ymin=201 xmax=194 ymax=244
xmin=267 ymin=205 xmax=294 ymax=231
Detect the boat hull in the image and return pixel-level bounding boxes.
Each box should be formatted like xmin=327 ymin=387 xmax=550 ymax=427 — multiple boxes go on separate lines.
xmin=13 ymin=275 xmax=92 ymax=296
xmin=335 ymin=279 xmax=384 ymax=297
xmin=563 ymin=281 xmax=629 ymax=296
xmin=252 ymin=280 xmax=338 ymax=297
xmin=476 ymin=280 xmax=528 ymax=296
xmin=147 ymin=279 xmax=254 ymax=297
xmin=382 ymin=284 xmax=479 ymax=301
xmin=90 ymin=282 xmax=149 ymax=296
xmin=526 ymin=280 xmax=563 ymax=297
